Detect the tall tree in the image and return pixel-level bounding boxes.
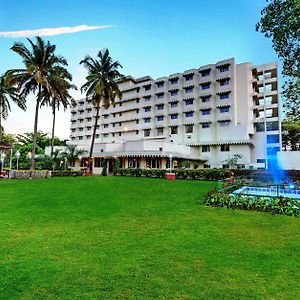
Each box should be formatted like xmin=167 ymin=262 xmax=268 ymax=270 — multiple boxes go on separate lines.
xmin=80 ymin=48 xmax=124 ymax=173
xmin=0 ymin=74 xmax=26 ymax=140
xmin=256 ymin=0 xmax=300 ymax=116
xmin=41 ymin=66 xmax=77 ymax=156
xmin=7 ymin=36 xmax=69 ymax=170
xmin=281 ymin=118 xmax=300 ymax=150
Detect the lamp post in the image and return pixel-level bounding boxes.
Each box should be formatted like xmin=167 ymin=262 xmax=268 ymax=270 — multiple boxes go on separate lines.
xmin=15 ymin=150 xmax=20 ymax=171
xmin=169 ymin=154 xmax=173 ymax=171
xmin=64 ymin=157 xmax=67 ymax=170
xmin=1 ymin=152 xmax=6 ymax=174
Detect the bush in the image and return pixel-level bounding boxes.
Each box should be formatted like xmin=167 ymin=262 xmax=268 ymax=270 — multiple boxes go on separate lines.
xmin=51 ymin=170 xmax=82 ymax=177
xmin=115 ymin=168 xmax=228 ymax=181
xmin=204 ymin=191 xmax=299 ymax=217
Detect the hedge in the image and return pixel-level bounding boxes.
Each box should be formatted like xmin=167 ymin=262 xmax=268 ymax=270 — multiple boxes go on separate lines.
xmin=51 ymin=170 xmax=82 ymax=177
xmin=204 ymin=191 xmax=299 ymax=217
xmin=116 ymin=168 xmax=228 ymax=180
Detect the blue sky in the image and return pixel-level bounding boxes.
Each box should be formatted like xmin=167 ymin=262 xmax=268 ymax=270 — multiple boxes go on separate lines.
xmin=0 ymin=0 xmax=279 ymax=139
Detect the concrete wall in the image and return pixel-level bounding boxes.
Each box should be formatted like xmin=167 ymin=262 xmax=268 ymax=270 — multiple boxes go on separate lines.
xmin=277 ymin=151 xmax=300 ymax=170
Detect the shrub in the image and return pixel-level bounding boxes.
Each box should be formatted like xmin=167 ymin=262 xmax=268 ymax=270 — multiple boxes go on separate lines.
xmin=204 ymin=191 xmax=299 ymax=217
xmin=51 ymin=170 xmax=82 ymax=177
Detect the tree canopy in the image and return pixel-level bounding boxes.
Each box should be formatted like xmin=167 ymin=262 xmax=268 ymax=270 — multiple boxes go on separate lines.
xmin=256 ymin=0 xmax=300 ymax=116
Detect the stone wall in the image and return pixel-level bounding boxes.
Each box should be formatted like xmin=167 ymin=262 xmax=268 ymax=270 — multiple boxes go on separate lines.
xmin=9 ymin=170 xmax=51 ymax=179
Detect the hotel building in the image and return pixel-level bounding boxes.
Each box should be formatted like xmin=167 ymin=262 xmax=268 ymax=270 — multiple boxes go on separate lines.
xmin=70 ymin=58 xmax=281 ymax=173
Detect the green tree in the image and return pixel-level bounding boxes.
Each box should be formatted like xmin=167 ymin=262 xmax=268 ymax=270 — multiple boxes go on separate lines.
xmin=0 ymin=74 xmax=26 ymax=140
xmin=223 ymin=154 xmax=242 ymax=169
xmin=80 ymin=48 xmax=124 ymax=173
xmin=8 ymin=36 xmax=69 ymax=170
xmin=256 ymin=0 xmax=300 ymax=116
xmin=61 ymin=144 xmax=86 ymax=168
xmin=281 ymin=118 xmax=300 ymax=150
xmin=41 ymin=66 xmax=77 ymax=156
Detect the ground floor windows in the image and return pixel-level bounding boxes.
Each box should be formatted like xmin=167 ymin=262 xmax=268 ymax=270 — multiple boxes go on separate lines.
xmin=186 ymin=125 xmax=193 ymax=133
xmin=128 ymin=157 xmax=140 ymax=168
xmin=94 ymin=157 xmax=103 ymax=168
xmin=171 ymin=126 xmax=178 ymax=134
xmin=146 ymin=157 xmax=161 ymax=169
xmin=202 ymin=145 xmax=210 ymax=152
xmin=144 ymin=129 xmax=151 ymax=137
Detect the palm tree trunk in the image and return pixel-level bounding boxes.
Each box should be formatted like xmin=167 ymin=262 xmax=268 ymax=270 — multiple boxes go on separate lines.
xmin=51 ymin=101 xmax=56 ymax=156
xmin=31 ymin=84 xmax=41 ymax=170
xmin=88 ymin=101 xmax=100 ymax=173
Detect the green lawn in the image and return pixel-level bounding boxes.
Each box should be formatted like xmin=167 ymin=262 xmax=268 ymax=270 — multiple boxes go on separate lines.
xmin=0 ymin=177 xmax=299 ymax=299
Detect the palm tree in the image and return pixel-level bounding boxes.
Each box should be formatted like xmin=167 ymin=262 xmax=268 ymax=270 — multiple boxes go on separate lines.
xmin=41 ymin=66 xmax=77 ymax=156
xmin=80 ymin=48 xmax=124 ymax=173
xmin=61 ymin=144 xmax=86 ymax=168
xmin=7 ymin=36 xmax=69 ymax=170
xmin=0 ymin=74 xmax=26 ymax=140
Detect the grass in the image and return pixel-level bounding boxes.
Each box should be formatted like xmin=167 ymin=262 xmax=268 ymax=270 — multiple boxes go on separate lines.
xmin=0 ymin=176 xmax=299 ymax=299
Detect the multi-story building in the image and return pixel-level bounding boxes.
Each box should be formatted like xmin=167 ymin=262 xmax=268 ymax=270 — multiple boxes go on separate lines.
xmin=70 ymin=58 xmax=281 ymax=173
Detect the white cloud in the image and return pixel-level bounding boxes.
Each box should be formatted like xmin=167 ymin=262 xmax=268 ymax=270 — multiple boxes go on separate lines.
xmin=0 ymin=25 xmax=114 ymax=38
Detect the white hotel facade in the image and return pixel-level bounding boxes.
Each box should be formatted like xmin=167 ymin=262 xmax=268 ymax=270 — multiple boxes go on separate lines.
xmin=70 ymin=58 xmax=281 ymax=173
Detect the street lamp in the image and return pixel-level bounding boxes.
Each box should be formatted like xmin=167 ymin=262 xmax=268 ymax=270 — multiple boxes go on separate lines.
xmin=15 ymin=150 xmax=20 ymax=171
xmin=169 ymin=154 xmax=173 ymax=171
xmin=64 ymin=157 xmax=67 ymax=170
xmin=1 ymin=152 xmax=6 ymax=174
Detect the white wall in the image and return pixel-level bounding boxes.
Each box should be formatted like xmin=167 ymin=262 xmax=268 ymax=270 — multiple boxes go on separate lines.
xmin=277 ymin=151 xmax=300 ymax=170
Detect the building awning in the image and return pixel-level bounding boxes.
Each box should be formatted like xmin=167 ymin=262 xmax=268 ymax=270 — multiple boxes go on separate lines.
xmin=188 ymin=139 xmax=252 ymax=146
xmin=168 ymin=88 xmax=179 ymax=92
xmin=0 ymin=142 xmax=12 ymax=149
xmin=183 ymin=84 xmax=194 ymax=89
xmin=216 ymin=75 xmax=231 ymax=81
xmin=199 ymin=81 xmax=211 ymax=85
xmin=199 ymin=93 xmax=212 ymax=98
xmin=183 ymin=97 xmax=194 ymax=101
xmin=216 ymin=103 xmax=231 ymax=108
xmin=168 ymin=99 xmax=179 ymax=103
xmin=199 ymin=120 xmax=212 ymax=124
xmin=216 ymin=90 xmax=231 ymax=95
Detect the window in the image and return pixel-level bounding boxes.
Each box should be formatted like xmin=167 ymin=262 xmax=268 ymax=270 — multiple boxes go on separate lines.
xmin=171 ymin=126 xmax=178 ymax=134
xmin=219 ymin=106 xmax=230 ymax=113
xmin=96 ymin=134 xmax=99 ymax=138
xmin=136 ymin=120 xmax=139 ymax=124
xmin=156 ymin=82 xmax=164 ymax=88
xmin=104 ymin=115 xmax=109 ymax=119
xmin=219 ymin=121 xmax=230 ymax=127
xmin=112 ymin=133 xmax=115 ymax=137
xmin=96 ymin=125 xmax=100 ymax=129
xmin=86 ymin=117 xmax=92 ymax=122
xmin=185 ymin=111 xmax=193 ymax=117
xmin=202 ymin=145 xmax=210 ymax=152
xmin=220 ymin=79 xmax=230 ymax=86
xmin=136 ymin=99 xmax=139 ymax=103
xmin=267 ymin=134 xmax=280 ymax=143
xmin=219 ymin=93 xmax=230 ymax=100
xmin=222 ymin=164 xmax=229 ymax=169
xmin=86 ymin=108 xmax=92 ymax=113
xmin=144 ymin=85 xmax=151 ymax=91
xmin=204 ymin=164 xmax=210 ymax=169
xmin=94 ymin=157 xmax=103 ymax=168
xmin=267 ymin=147 xmax=280 ymax=155
xmin=170 ymin=78 xmax=178 ymax=84
xmin=86 ymin=135 xmax=91 ymax=139
xmin=113 ymin=123 xmax=115 ymax=127
xmin=171 ymin=114 xmax=178 ymax=120
xmin=201 ymin=96 xmax=211 ymax=103
xmin=119 ymin=132 xmax=122 ymax=136
xmin=136 ymin=109 xmax=139 ymax=113
xmin=185 ymin=87 xmax=193 ymax=93
xmin=119 ymin=112 xmax=122 ymax=117
xmin=202 ymin=123 xmax=211 ymax=128
xmin=104 ymin=124 xmax=108 ymax=128
xmin=266 ymin=121 xmax=279 ymax=131
xmin=157 ymin=115 xmax=164 ymax=121
xmin=128 ymin=158 xmax=140 ymax=169
xmin=201 ymin=83 xmax=210 ymax=90
xmin=220 ymin=65 xmax=229 ymax=72
xmin=103 ymin=133 xmax=108 ymax=138
xmin=200 ymin=69 xmax=210 ymax=77
xmin=78 ymin=136 xmax=83 ymax=140
xmin=157 ymin=104 xmax=164 ymax=110
xmin=170 ymin=102 xmax=178 ymax=108
xmin=185 ymin=74 xmax=193 ymax=81
xmin=157 ymin=93 xmax=164 ymax=99
xmin=255 ymin=123 xmax=265 ymax=132
xmin=79 ymin=128 xmax=83 ymax=132
xmin=221 ymin=144 xmax=230 ymax=152
xmin=201 ymin=109 xmax=210 ymax=115
xmin=157 ymin=128 xmax=164 ymax=136
xmin=144 ymin=129 xmax=150 ymax=137
xmin=144 ymin=118 xmax=151 ymax=123
xmin=186 ymin=125 xmax=193 ymax=133
xmin=71 ymin=137 xmax=76 ymax=141
xmin=145 ymin=96 xmax=151 ymax=102
xmin=257 ymin=159 xmax=266 ymax=164
xmin=71 ymin=129 xmax=76 ymax=132
xmin=170 ymin=90 xmax=178 ymax=96
xmin=79 ymin=119 xmax=84 ymax=123
xmin=185 ymin=99 xmax=193 ymax=105
xmin=119 ymin=122 xmax=122 ymax=126
xmin=144 ymin=106 xmax=151 ymax=112
xmin=136 ymin=130 xmax=139 ymax=135
xmin=79 ymin=101 xmax=84 ymax=106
